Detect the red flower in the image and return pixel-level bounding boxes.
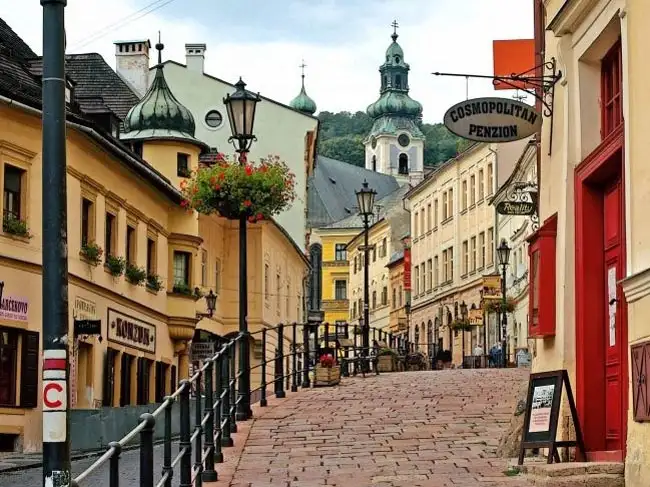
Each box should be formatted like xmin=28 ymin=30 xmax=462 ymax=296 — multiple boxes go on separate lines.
xmin=256 ymin=213 xmax=264 ymax=221
xmin=210 ymin=176 xmax=217 ymax=186
xmin=243 ymin=200 xmax=252 ymax=207
xmin=214 ymin=184 xmax=221 ymax=191
xmin=245 ymin=165 xmax=253 ymax=176
xmin=219 ymin=172 xmax=225 ymax=180
xmin=248 ymin=216 xmax=255 ymax=223
xmin=180 ymin=200 xmax=188 ymax=207
xmin=215 ymin=152 xmax=225 ymax=162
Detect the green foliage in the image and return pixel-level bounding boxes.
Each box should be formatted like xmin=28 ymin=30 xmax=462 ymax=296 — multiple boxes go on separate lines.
xmin=316 ymin=111 xmax=469 ymax=167
xmin=3 ymin=213 xmax=31 ymax=238
xmin=125 ymin=263 xmax=147 ymax=286
xmin=80 ymin=241 xmax=103 ymax=266
xmin=146 ymin=274 xmax=163 ymax=292
xmin=484 ymin=297 xmax=516 ymax=314
xmin=105 ymin=255 xmax=126 ymax=277
xmin=181 ymin=153 xmax=296 ymax=222
xmin=172 ymin=281 xmax=193 ymax=296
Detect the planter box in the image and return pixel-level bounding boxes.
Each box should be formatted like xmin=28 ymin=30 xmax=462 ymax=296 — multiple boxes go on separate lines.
xmin=314 ymin=365 xmax=341 ymax=387
xmin=377 ymin=355 xmax=395 ymax=373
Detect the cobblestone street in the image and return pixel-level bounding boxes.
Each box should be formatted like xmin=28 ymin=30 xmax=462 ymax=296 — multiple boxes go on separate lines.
xmin=209 ymin=368 xmax=532 ymax=487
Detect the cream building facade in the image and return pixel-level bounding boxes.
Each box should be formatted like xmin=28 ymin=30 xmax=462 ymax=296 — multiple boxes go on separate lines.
xmin=405 ymin=141 xmax=527 ymax=365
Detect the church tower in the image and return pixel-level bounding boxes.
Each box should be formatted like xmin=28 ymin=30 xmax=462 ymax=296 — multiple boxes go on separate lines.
xmin=365 ymin=21 xmax=425 ymax=185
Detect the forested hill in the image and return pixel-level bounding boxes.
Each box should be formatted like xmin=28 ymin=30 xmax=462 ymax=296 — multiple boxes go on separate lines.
xmin=316 ymin=111 xmax=471 ymax=168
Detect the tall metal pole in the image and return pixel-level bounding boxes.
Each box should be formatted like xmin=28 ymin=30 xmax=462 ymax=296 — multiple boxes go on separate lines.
xmin=237 ymin=151 xmax=251 ymax=420
xmin=501 ymin=265 xmax=508 ymax=368
xmin=362 ymin=214 xmax=370 ymax=372
xmin=41 ymin=1 xmax=71 ymax=485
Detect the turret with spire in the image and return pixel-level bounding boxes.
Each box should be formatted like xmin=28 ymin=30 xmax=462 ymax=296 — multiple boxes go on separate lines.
xmin=289 ymin=60 xmax=317 ymax=115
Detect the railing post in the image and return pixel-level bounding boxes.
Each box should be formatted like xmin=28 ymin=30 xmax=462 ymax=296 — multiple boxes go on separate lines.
xmin=162 ymin=400 xmax=173 ymax=487
xmin=220 ymin=351 xmax=233 ymax=447
xmin=353 ymin=324 xmax=359 ymax=376
xmin=275 ymin=323 xmax=286 ymax=398
xmin=229 ymin=343 xmax=237 ymax=433
xmin=324 ymin=322 xmax=330 ymax=354
xmin=109 ymin=441 xmax=121 ymax=487
xmin=213 ymin=354 xmax=224 ymax=462
xmin=343 ymin=323 xmax=350 ymax=377
xmin=302 ymin=323 xmax=311 ymax=388
xmin=202 ymin=359 xmax=217 ymax=482
xmin=139 ymin=413 xmax=155 ymax=487
xmin=194 ymin=367 xmax=204 ymax=487
xmin=260 ymin=329 xmax=268 ymax=406
xmin=179 ymin=380 xmax=192 ymax=487
xmin=291 ymin=323 xmax=298 ymax=392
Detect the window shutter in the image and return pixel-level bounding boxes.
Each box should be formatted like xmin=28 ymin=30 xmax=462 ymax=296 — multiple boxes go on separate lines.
xmin=20 ymin=331 xmax=40 ymax=408
xmin=632 ymin=342 xmax=650 ymax=422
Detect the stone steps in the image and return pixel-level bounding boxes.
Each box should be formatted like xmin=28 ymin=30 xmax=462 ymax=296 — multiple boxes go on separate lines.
xmin=519 ymin=461 xmax=624 ymax=487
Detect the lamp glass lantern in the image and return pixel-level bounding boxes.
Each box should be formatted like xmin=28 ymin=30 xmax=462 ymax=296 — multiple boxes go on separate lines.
xmin=223 ymin=78 xmax=261 ymax=151
xmin=356 ymin=180 xmax=377 ymax=216
xmin=205 ymin=289 xmax=217 ymax=317
xmin=497 ymin=238 xmax=511 ymax=267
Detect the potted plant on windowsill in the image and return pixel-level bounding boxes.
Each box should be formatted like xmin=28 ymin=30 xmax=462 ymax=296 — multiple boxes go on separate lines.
xmin=146 ymin=274 xmax=163 ymax=293
xmin=3 ymin=213 xmax=31 ymax=239
xmin=125 ymin=263 xmax=147 ymax=286
xmin=180 ymin=153 xmax=296 ymax=222
xmin=105 ymin=255 xmax=126 ymax=277
xmin=314 ymin=353 xmax=340 ymax=387
xmin=80 ymin=241 xmax=103 ymax=266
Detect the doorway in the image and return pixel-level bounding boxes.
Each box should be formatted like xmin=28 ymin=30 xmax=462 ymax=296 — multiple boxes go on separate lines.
xmin=575 ymin=127 xmax=626 ymax=460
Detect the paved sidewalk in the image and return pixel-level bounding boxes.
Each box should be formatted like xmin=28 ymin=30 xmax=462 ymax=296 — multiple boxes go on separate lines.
xmin=206 ymin=368 xmax=532 ymax=487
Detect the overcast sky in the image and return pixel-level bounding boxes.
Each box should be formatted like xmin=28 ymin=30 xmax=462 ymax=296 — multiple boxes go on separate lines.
xmin=3 ymin=0 xmax=534 ymax=122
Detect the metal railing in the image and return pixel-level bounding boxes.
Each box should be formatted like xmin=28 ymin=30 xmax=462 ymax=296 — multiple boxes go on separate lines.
xmin=70 ymin=322 xmax=413 ymax=486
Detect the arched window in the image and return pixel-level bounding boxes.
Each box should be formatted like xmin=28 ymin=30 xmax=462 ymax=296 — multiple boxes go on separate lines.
xmin=372 ymin=155 xmax=377 ymax=171
xmin=427 ymin=320 xmax=433 ymax=356
xmin=395 ymin=74 xmax=402 ymax=89
xmin=414 ymin=325 xmax=420 ymax=350
xmin=398 ymin=153 xmax=408 ymax=175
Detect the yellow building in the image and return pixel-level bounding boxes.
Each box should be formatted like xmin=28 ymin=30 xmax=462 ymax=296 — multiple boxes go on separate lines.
xmin=404 ymin=141 xmax=526 ymax=365
xmin=0 ymin=23 xmax=308 ymax=453
xmin=387 ymin=249 xmax=408 ymax=337
xmin=530 ymin=1 xmax=650 ymax=482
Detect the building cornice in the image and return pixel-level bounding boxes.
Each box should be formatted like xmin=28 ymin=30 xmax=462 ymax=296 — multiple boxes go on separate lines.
xmin=546 ymin=0 xmax=600 ymax=35
xmin=621 ymin=267 xmax=650 ymax=304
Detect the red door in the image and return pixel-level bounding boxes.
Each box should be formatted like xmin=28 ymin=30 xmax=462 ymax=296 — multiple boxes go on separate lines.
xmin=603 ymin=178 xmax=624 ymax=453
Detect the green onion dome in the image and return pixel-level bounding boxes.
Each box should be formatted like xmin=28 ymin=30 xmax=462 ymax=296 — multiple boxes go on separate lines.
xmin=290 ymin=74 xmax=317 ymax=115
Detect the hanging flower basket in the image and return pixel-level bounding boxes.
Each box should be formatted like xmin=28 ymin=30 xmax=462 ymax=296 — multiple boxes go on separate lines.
xmin=484 ymin=297 xmax=516 ymax=314
xmin=180 ymin=153 xmax=296 ymax=222
xmin=451 ymin=319 xmax=472 ymax=332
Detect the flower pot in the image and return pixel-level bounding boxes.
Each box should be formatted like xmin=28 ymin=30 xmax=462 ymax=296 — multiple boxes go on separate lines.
xmin=314 ymin=365 xmax=341 ymax=387
xmin=377 ymin=354 xmax=394 ymax=373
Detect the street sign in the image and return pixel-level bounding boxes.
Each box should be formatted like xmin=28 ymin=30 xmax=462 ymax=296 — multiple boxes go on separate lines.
xmin=496 ymin=200 xmax=537 ymax=216
xmin=73 ymin=318 xmax=101 ymax=336
xmin=308 ymin=310 xmax=324 ymax=323
xmin=443 ymin=97 xmax=542 ymax=143
xmin=190 ymin=341 xmax=215 ymax=362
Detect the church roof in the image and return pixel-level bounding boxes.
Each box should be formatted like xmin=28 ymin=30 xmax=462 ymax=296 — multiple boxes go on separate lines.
xmin=307 ymin=155 xmax=400 ymax=229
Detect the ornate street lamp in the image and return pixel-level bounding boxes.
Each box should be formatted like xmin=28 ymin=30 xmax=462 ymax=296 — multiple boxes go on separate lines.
xmin=204 ymin=289 xmax=217 ymax=318
xmin=224 ymin=78 xmax=261 ymax=420
xmin=460 ymin=301 xmax=468 ymax=365
xmin=355 ymin=180 xmax=377 ymax=372
xmin=497 ymin=238 xmax=511 ymax=367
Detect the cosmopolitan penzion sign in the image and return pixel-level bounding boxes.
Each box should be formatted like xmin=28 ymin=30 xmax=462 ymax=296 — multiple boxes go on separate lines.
xmin=443 ymin=97 xmax=542 ymax=143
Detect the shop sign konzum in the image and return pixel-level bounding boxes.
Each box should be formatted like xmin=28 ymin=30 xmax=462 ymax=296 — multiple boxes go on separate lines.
xmin=107 ymin=308 xmax=156 ymax=353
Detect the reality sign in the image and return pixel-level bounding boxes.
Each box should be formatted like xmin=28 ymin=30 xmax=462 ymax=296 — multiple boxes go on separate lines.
xmin=443 ymin=97 xmax=542 ymax=143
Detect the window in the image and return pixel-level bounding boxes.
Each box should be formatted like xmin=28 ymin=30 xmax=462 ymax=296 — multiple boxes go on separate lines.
xmin=487 ymin=164 xmax=494 ymax=195
xmin=414 ymin=266 xmax=420 ymax=295
xmin=146 ymin=238 xmax=156 ymax=275
xmin=392 ymin=287 xmax=397 ymax=309
xmin=126 ymin=225 xmax=136 ymax=265
xmin=448 ymin=189 xmax=453 ymax=217
xmin=448 ymin=247 xmax=454 ymax=281
xmin=372 ymin=155 xmax=377 ymax=172
xmin=335 ymin=280 xmax=347 ymax=300
xmin=443 ymin=192 xmax=448 ymax=220
xmin=177 ymin=153 xmax=190 ymax=177
xmin=81 ymin=198 xmax=94 ymax=247
xmin=353 ymin=301 xmax=358 ymax=318
xmin=205 ymin=110 xmax=223 ymax=128
xmin=420 ymin=211 xmax=425 ymax=236
xmin=398 ymin=285 xmax=403 ymax=307
xmin=601 ymin=41 xmax=623 ymax=139
xmin=398 ymin=154 xmax=408 ymax=174
xmin=372 ymin=246 xmax=377 ymax=262
xmin=427 ymin=203 xmax=432 ymax=231
xmin=353 ymin=256 xmax=358 ymax=274
xmin=264 ymin=264 xmax=270 ymax=300
xmin=470 ymin=175 xmax=476 ymax=206
xmin=414 ymin=211 xmax=419 ymax=237
xmin=201 ymin=249 xmax=208 ymax=287
xmin=381 ymin=238 xmax=387 ymax=257
xmin=462 ymin=180 xmax=468 ymax=211
xmin=372 ymin=290 xmax=377 ymax=309
xmin=443 ymin=250 xmax=449 ymax=282
xmin=334 ymin=243 xmax=347 ymax=261
xmin=3 ymin=164 xmax=24 ymax=220
xmin=381 ymin=286 xmax=388 ymax=306
xmin=434 ymin=199 xmax=439 ymax=227
xmin=0 ymin=329 xmax=18 ymax=406
xmin=478 ymin=169 xmax=485 ymax=200
xmin=173 ymin=251 xmax=191 ymax=286
xmin=214 ymin=259 xmax=221 ymax=293
xmin=420 ymin=264 xmax=426 ymax=294
xmin=462 ymin=241 xmax=468 ymax=275
xmin=471 ymin=236 xmax=477 ymax=272
xmin=479 ymin=232 xmax=485 ymax=268
xmin=105 ymin=212 xmax=116 ymax=257
xmin=487 ymin=227 xmax=494 ymax=265
xmin=426 ymin=259 xmax=432 ymax=291
xmin=434 ymin=256 xmax=439 ymax=287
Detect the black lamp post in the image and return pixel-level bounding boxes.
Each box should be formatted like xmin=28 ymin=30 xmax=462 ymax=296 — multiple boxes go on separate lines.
xmin=496 ymin=238 xmax=511 ymax=368
xmin=205 ymin=290 xmax=217 ymax=318
xmin=460 ymin=301 xmax=468 ymax=366
xmin=355 ymin=180 xmax=377 ymax=372
xmin=224 ymin=78 xmax=261 ymax=420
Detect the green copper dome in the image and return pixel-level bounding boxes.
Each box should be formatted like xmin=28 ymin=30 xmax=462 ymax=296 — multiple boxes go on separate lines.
xmin=122 ymin=39 xmax=204 ymax=147
xmin=290 ymin=69 xmax=317 ymax=115
xmin=367 ymin=91 xmax=422 ymax=119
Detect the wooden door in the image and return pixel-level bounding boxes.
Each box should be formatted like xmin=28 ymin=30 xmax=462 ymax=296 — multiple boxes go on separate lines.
xmin=603 ymin=179 xmax=625 ymax=452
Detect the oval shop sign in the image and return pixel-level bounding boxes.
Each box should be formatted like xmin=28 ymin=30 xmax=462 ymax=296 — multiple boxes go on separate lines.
xmin=443 ymin=97 xmax=542 ymax=143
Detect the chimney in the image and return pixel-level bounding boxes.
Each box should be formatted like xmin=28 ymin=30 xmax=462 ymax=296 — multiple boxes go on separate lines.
xmin=185 ymin=43 xmax=206 ymax=73
xmin=114 ymin=39 xmax=151 ymax=97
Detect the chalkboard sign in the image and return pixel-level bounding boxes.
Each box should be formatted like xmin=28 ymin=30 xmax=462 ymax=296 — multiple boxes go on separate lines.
xmin=518 ymin=370 xmax=585 ymax=465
